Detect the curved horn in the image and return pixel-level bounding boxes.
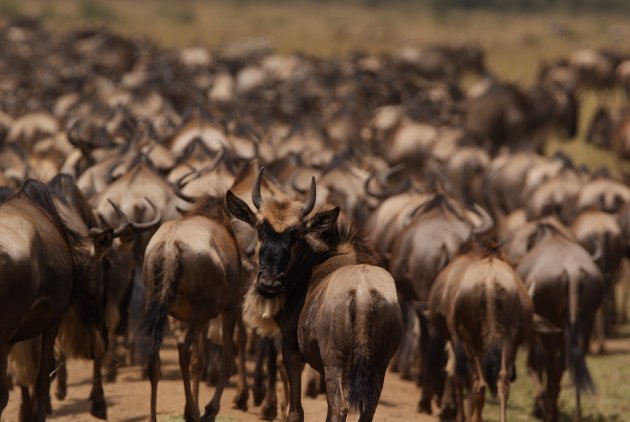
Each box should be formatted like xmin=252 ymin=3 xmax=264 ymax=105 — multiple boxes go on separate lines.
xmin=107 ymin=159 xmax=124 ymax=183
xmin=197 ymin=148 xmax=226 ymax=177
xmin=289 ymin=168 xmax=308 ymax=194
xmin=173 ymin=168 xmax=200 ymax=203
xmin=252 ymin=167 xmax=264 ymax=210
xmin=131 ymin=197 xmax=162 ymax=231
xmin=302 ymin=176 xmax=317 ymax=217
xmin=364 ymin=165 xmax=411 ymax=199
xmin=470 ymin=203 xmax=494 ymax=235
xmin=107 ymin=199 xmax=131 ymax=237
xmin=378 ymin=163 xmax=405 ymax=187
xmin=403 ymin=200 xmax=428 ymax=226
xmin=364 ymin=171 xmax=388 ymax=199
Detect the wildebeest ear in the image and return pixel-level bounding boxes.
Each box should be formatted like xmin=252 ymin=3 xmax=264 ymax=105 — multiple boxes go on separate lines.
xmin=532 ymin=314 xmax=561 ymax=334
xmin=305 ymin=207 xmax=340 ymax=233
xmin=89 ymin=227 xmax=114 ymax=249
xmin=226 ymin=190 xmax=257 ymax=226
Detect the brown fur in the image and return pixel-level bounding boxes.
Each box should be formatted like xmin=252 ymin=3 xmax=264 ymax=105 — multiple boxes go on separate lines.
xmin=259 ymin=199 xmax=303 ymax=232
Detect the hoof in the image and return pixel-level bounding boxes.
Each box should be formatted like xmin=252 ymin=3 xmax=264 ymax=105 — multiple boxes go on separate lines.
xmin=260 ymin=400 xmax=278 ymax=421
xmin=105 ymin=368 xmax=118 ymax=383
xmin=418 ymin=398 xmax=432 ymax=414
xmin=305 ymin=378 xmax=318 ymax=399
xmin=90 ymin=400 xmax=107 ymax=420
xmin=233 ymin=389 xmax=249 ymax=411
xmin=202 ymin=403 xmax=219 ymax=422
xmin=440 ymin=402 xmax=457 ymax=422
xmin=532 ymin=395 xmax=546 ymax=420
xmin=252 ymin=384 xmax=266 ymax=406
xmin=56 ymin=386 xmax=67 ymax=401
xmin=183 ymin=401 xmax=201 ymax=422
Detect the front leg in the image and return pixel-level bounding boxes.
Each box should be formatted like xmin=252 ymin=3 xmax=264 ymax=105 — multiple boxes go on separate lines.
xmin=89 ymin=346 xmax=107 ymax=419
xmin=281 ymin=331 xmax=304 ymax=422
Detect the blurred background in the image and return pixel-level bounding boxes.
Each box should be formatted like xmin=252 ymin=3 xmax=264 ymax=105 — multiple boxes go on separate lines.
xmin=1 ymin=0 xmax=628 ymax=82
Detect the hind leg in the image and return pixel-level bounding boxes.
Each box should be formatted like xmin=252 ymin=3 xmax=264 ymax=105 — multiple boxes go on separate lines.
xmin=19 ymin=385 xmax=33 ymax=422
xmin=527 ymin=337 xmax=547 ymax=419
xmin=233 ymin=314 xmax=249 ymax=411
xmin=418 ymin=313 xmax=433 ymax=414
xmin=191 ymin=325 xmax=208 ymax=411
xmin=324 ymin=366 xmax=347 ymax=422
xmin=469 ymin=357 xmax=486 ymax=422
xmin=593 ymin=307 xmax=605 ymax=354
xmin=178 ymin=325 xmax=200 ymax=422
xmin=202 ymin=308 xmax=236 ymax=421
xmin=0 ymin=344 xmax=9 ymax=418
xmin=33 ymin=324 xmax=58 ymax=422
xmin=497 ymin=346 xmax=512 ymax=422
xmin=541 ymin=334 xmax=564 ymax=422
xmin=89 ymin=349 xmax=107 ymax=419
xmin=147 ymin=352 xmax=161 ymax=422
xmin=55 ymin=352 xmax=67 ymax=401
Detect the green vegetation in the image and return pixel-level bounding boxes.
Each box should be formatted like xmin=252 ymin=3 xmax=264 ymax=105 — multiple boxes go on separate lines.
xmin=78 ymin=0 xmax=117 ymax=22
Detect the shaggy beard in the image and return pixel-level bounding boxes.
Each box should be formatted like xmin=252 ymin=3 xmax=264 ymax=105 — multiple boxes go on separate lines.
xmin=243 ymin=284 xmax=284 ymax=336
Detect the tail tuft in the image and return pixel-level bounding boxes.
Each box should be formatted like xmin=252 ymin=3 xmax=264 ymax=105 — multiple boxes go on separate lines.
xmin=567 ymin=321 xmax=596 ymax=394
xmin=136 ymin=295 xmax=171 ymax=364
xmin=347 ymin=289 xmax=382 ymax=414
xmin=136 ymin=243 xmax=182 ymax=364
xmin=483 ymin=344 xmax=501 ymax=397
xmin=348 ymin=356 xmax=380 ymax=413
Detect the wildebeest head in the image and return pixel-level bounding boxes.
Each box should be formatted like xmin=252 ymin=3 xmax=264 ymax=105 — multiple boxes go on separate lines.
xmin=226 ymin=167 xmax=340 ymax=298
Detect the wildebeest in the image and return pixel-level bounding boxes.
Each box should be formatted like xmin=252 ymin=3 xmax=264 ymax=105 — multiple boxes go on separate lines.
xmin=226 ymin=168 xmax=403 ymax=422
xmin=387 ymin=190 xmax=492 ymax=412
xmin=516 ymin=221 xmax=603 ymax=422
xmin=571 ymin=209 xmax=623 ymax=353
xmin=0 ymin=180 xmax=116 ymax=422
xmin=428 ymin=247 xmax=536 ymax=422
xmin=138 ymin=193 xmax=248 ymax=422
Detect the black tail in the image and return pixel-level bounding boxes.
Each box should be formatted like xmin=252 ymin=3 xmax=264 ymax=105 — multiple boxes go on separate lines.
xmin=483 ymin=344 xmax=502 ymax=397
xmin=348 ymin=289 xmax=383 ymax=414
xmin=454 ymin=341 xmax=468 ymax=381
xmin=136 ymin=243 xmax=182 ymax=364
xmin=567 ymin=320 xmax=596 ymax=394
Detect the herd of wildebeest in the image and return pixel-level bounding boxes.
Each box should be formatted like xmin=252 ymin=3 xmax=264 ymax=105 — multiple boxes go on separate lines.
xmin=3 ymin=16 xmax=630 ymax=422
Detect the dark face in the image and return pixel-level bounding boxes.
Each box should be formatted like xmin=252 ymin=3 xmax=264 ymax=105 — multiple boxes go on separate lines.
xmin=225 ymin=188 xmax=342 ymax=298
xmin=255 ymin=221 xmax=300 ymax=297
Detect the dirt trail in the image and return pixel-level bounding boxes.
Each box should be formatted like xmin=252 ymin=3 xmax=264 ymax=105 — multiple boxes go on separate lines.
xmin=2 ymin=338 xmax=437 ymax=422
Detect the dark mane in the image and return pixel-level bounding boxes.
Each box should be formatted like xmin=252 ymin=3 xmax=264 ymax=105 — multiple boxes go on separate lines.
xmin=414 ymin=192 xmax=464 ymax=220
xmin=186 ymin=194 xmax=228 ymax=219
xmin=48 ymin=174 xmax=99 ymax=229
xmin=17 ymin=179 xmax=83 ymax=248
xmin=319 ymin=218 xmax=378 ymax=266
xmin=0 ymin=186 xmax=14 ymax=203
xmin=460 ymin=239 xmax=507 ymax=260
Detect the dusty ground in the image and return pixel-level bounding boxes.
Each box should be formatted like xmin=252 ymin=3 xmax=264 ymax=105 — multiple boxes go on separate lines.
xmin=4 ymin=331 xmax=630 ymax=421
xmin=1 ymin=337 xmax=436 ymax=422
